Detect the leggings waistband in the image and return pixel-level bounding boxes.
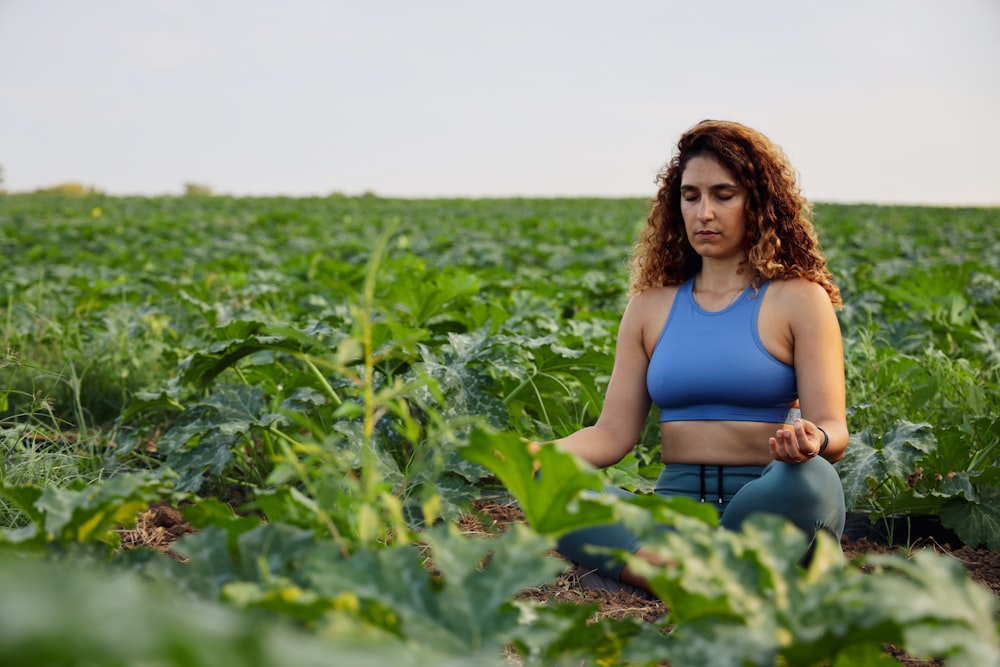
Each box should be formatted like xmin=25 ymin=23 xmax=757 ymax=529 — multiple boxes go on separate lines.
xmin=655 ymin=463 xmax=766 ymax=510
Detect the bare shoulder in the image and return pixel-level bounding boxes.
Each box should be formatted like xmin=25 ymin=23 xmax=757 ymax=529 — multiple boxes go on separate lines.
xmin=765 ymin=278 xmax=833 ymax=313
xmin=625 ymin=284 xmax=678 ymax=323
xmin=624 ymin=285 xmax=679 ymax=353
xmin=629 ymin=284 xmax=678 ymax=308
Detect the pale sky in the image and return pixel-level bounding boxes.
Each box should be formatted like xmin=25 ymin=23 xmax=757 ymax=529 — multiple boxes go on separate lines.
xmin=1 ymin=0 xmax=998 ymax=205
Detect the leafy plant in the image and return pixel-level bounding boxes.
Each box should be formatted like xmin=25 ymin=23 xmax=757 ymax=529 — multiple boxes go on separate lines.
xmin=468 ymin=427 xmax=1000 ymax=666
xmin=838 ymin=420 xmax=1000 ymax=549
xmin=0 ymin=470 xmax=172 ymax=552
xmin=0 ymin=554 xmax=506 ymax=667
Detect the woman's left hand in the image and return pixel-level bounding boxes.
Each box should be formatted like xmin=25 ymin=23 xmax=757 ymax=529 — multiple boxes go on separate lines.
xmin=769 ymin=419 xmax=821 ymax=463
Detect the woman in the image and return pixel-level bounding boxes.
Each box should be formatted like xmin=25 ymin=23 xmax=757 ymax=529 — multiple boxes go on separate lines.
xmin=552 ymin=120 xmax=847 ymax=592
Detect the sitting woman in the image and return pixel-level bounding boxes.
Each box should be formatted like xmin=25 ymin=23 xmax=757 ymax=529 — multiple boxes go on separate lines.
xmin=551 ymin=119 xmax=848 ymax=593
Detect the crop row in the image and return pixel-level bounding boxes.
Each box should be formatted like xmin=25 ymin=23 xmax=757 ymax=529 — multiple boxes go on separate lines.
xmin=0 ymin=194 xmax=997 ymax=665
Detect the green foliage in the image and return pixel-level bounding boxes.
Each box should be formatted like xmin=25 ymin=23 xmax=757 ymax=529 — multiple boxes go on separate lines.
xmin=0 ymin=195 xmax=999 ymax=664
xmin=838 ymin=420 xmax=1000 ymax=549
xmin=0 ymin=555 xmax=506 ymax=667
xmin=473 ymin=430 xmax=1000 ymax=666
xmin=303 ymin=523 xmax=564 ymax=655
xmin=827 ymin=205 xmax=1000 ymax=544
xmin=637 ymin=517 xmax=1000 ymax=666
xmin=463 ymin=428 xmax=718 ymax=536
xmin=0 ymin=471 xmax=172 ymax=552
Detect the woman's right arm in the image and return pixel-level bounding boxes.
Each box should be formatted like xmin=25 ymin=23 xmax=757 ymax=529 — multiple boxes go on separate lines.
xmin=555 ymin=295 xmax=655 ymax=468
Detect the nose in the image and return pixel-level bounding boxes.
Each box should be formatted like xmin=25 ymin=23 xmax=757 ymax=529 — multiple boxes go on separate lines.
xmin=697 ymin=197 xmax=714 ymax=221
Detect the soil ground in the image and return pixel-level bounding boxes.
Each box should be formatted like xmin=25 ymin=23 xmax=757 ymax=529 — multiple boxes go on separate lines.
xmin=122 ymin=499 xmax=999 ymax=666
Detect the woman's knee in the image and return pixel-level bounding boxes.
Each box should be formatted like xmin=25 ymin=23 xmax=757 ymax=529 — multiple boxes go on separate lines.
xmin=553 ymin=485 xmax=645 ymax=581
xmin=555 ymin=522 xmax=641 ymax=581
xmin=721 ymin=458 xmax=845 ymax=536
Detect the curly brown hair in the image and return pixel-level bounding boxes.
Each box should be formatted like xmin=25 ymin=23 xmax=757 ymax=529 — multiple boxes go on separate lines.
xmin=630 ymin=120 xmax=842 ymax=308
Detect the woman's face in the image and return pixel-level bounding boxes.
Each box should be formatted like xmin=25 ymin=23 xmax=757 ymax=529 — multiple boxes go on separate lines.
xmin=679 ymin=155 xmax=748 ymax=261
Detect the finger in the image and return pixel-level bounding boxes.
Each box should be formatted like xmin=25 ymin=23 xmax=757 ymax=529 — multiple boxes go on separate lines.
xmin=780 ymin=428 xmax=807 ymax=463
xmin=769 ymin=437 xmax=780 ymax=459
xmin=771 ymin=431 xmax=799 ymax=463
xmin=772 ymin=430 xmax=789 ymax=458
xmin=795 ymin=419 xmax=810 ymax=443
xmin=779 ymin=428 xmax=800 ymax=459
xmin=787 ymin=422 xmax=808 ymax=459
xmin=793 ymin=419 xmax=817 ymax=458
xmin=770 ymin=440 xmax=792 ymax=463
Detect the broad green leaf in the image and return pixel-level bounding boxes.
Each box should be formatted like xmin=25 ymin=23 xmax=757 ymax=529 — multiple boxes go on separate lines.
xmin=305 ymin=523 xmax=562 ymax=655
xmin=875 ymin=487 xmax=946 ymax=517
xmin=118 ymin=385 xmax=184 ymax=422
xmin=235 ymin=522 xmax=318 ymax=581
xmin=631 ymin=511 xmax=1000 ymax=666
xmin=461 ymin=427 xmax=615 ymax=536
xmin=30 ymin=473 xmax=164 ymax=547
xmin=167 ymin=429 xmax=237 ymax=492
xmin=0 ymin=482 xmax=48 ymax=550
xmin=936 ymin=469 xmax=979 ymax=501
xmin=252 ymin=486 xmax=324 ymax=530
xmin=413 ymin=330 xmax=511 ymax=428
xmin=836 ymin=429 xmax=884 ymax=508
xmin=222 ymin=578 xmax=333 ymax=623
xmin=603 ymin=452 xmax=656 ymax=493
xmin=277 ymin=386 xmax=328 ymax=416
xmin=519 ymin=601 xmax=670 ymax=667
xmin=179 ymin=321 xmax=313 ymax=389
xmin=385 ymin=267 xmax=480 ymax=327
xmin=881 ymin=421 xmax=937 ymax=480
xmin=614 ymin=489 xmax=720 ymax=533
xmin=198 ymin=384 xmax=267 ymax=436
xmin=0 ymin=555 xmax=504 ymax=667
xmin=0 ymin=482 xmax=45 ymax=526
xmin=637 ymin=514 xmax=807 ymax=626
xmin=838 ymin=421 xmax=939 ymax=512
xmin=940 ymin=487 xmax=1000 ymax=550
xmin=860 ymin=549 xmax=1000 ymax=665
xmin=417 ymin=523 xmax=562 ymax=649
xmin=170 ymin=525 xmax=245 ymax=598
xmin=181 ymin=496 xmax=265 ymax=546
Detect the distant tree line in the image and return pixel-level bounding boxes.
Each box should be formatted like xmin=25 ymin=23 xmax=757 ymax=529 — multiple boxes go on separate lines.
xmin=0 ymin=168 xmax=217 ymax=197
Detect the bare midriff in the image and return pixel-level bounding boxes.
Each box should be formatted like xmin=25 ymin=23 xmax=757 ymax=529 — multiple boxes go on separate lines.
xmin=660 ymin=420 xmax=785 ymax=466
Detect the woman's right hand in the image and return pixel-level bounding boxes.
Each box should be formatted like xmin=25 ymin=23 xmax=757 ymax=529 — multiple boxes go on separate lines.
xmin=769 ymin=418 xmax=823 ymax=463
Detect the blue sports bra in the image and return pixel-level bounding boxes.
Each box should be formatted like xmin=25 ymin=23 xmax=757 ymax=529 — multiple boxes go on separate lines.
xmin=646 ymin=278 xmax=797 ymax=423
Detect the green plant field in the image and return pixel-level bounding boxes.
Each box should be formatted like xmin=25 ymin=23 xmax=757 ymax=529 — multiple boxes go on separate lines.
xmin=1 ymin=194 xmax=998 ymax=666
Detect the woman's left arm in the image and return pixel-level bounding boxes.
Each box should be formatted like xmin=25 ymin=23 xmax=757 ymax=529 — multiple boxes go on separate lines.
xmin=769 ymin=279 xmax=848 ymax=463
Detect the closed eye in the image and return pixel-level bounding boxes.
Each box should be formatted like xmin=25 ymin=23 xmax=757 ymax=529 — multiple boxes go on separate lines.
xmin=680 ymin=184 xmax=742 ymax=201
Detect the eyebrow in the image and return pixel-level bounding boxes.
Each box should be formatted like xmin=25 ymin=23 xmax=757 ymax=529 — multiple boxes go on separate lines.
xmin=679 ymin=183 xmax=741 ymax=192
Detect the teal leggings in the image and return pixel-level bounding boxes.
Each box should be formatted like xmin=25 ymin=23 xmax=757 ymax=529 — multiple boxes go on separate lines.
xmin=555 ymin=457 xmax=846 ymax=580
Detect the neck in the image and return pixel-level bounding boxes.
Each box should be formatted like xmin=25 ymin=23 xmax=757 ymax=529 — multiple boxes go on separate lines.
xmin=691 ymin=270 xmax=751 ymax=310
xmin=694 ymin=266 xmax=750 ymax=293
